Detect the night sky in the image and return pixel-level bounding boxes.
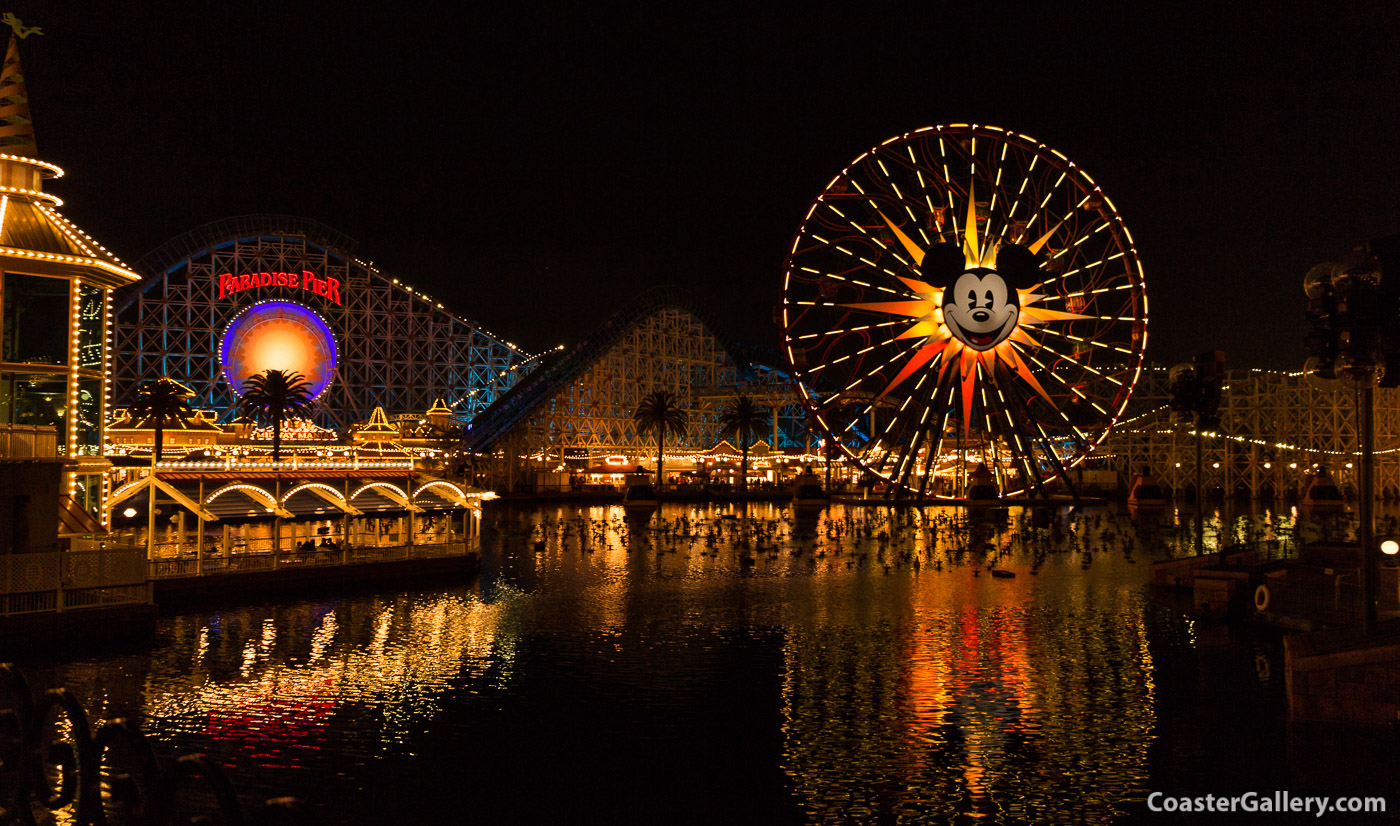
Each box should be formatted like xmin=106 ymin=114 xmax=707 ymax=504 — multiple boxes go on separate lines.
xmin=12 ymin=3 xmax=1400 ymax=368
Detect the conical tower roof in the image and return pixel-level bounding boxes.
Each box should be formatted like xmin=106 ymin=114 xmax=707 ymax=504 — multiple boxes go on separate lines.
xmin=0 ymin=33 xmax=138 ymax=286
xmin=357 ymin=406 xmax=399 ymax=435
xmin=0 ymin=35 xmax=35 ymax=156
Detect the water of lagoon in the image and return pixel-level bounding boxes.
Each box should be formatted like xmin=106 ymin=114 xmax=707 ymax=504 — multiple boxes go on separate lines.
xmin=12 ymin=502 xmax=1400 ymax=825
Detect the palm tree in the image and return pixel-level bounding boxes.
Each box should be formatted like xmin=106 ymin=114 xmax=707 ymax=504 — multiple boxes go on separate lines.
xmin=799 ymin=406 xmax=817 ymax=457
xmin=633 ymin=390 xmax=688 ymax=489
xmin=718 ymin=395 xmax=769 ymax=494
xmin=128 ymin=378 xmax=196 ymax=461
xmin=238 ymin=369 xmax=315 ymax=461
xmin=800 ymin=407 xmax=835 ymax=492
xmin=824 ymin=434 xmax=838 ymax=493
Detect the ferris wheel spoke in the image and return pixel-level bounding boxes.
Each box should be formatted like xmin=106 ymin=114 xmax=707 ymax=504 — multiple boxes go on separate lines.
xmin=1008 ymin=342 xmax=1110 ymax=426
xmin=819 ymin=202 xmax=919 ymax=273
xmin=808 ymin=231 xmax=920 ymax=287
xmin=1024 ymin=301 xmax=1139 ymax=327
xmin=835 ymin=397 xmax=887 ymax=441
xmin=915 ymin=404 xmax=951 ymax=499
xmin=997 ymin=373 xmax=1060 ymax=495
xmin=795 ymin=262 xmax=916 ymax=299
xmin=910 ymin=163 xmax=948 ymax=237
xmin=862 ymin=149 xmax=943 ymax=254
xmin=1032 ymin=417 xmax=1079 ymax=474
xmin=1018 ymin=177 xmax=1106 ymax=256
xmin=1034 ymin=325 xmax=1139 ymax=358
xmin=911 ymin=381 xmax=954 ymax=494
xmin=789 ymin=319 xmax=906 ymax=341
xmin=1036 ymin=282 xmax=1136 ymax=303
xmin=1036 ymin=259 xmax=1133 ymax=292
xmin=998 ymin=419 xmax=1045 ymax=497
xmin=1028 ymin=408 xmax=1086 ymax=494
xmin=863 ymin=201 xmax=922 ymax=268
xmin=1014 ymin=418 xmax=1052 ymax=483
xmin=900 ymin=201 xmax=935 ymax=247
xmin=790 ymin=300 xmax=856 ymax=308
xmin=1025 ymin=340 xmax=1126 ymax=386
xmin=989 ymin=140 xmax=1009 ymax=206
xmin=988 ymin=384 xmax=1044 ymax=494
xmin=1019 ymin=363 xmax=1109 ymax=416
xmin=933 ymin=135 xmax=962 ymax=211
xmin=1005 ymin=166 xmax=1064 ymax=243
xmin=874 ymin=138 xmax=938 ymax=180
xmin=1050 ymin=218 xmax=1114 ymax=265
xmin=1004 ymin=160 xmax=1032 ymax=225
xmin=811 ymin=335 xmax=928 ymax=388
xmin=886 ymin=366 xmax=945 ymax=490
xmin=887 ymin=429 xmax=919 ymax=490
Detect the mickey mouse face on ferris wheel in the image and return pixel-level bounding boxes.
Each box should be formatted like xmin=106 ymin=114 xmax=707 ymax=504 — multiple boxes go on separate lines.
xmin=921 ymin=243 xmax=1042 ymax=352
xmin=945 ymin=269 xmax=1018 ymax=351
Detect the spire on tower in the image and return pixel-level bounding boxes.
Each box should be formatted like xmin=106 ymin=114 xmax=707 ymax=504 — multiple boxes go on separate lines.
xmin=0 ymin=35 xmax=35 ymax=156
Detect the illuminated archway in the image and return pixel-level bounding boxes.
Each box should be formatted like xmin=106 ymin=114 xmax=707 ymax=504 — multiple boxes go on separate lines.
xmin=412 ymin=481 xmax=466 ymax=501
xmin=205 ymin=483 xmax=279 ymax=510
xmin=350 ymin=482 xmax=409 ymax=503
xmin=281 ymin=482 xmax=349 ymax=506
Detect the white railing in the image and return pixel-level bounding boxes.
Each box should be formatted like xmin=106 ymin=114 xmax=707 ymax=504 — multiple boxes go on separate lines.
xmin=0 ymin=547 xmax=151 ymax=617
xmin=65 ymin=547 xmax=147 ymax=588
xmin=1 ymin=590 xmax=57 ymax=615
xmin=1 ymin=541 xmax=470 ymax=614
xmin=0 ymin=552 xmax=59 ymax=593
xmin=64 ymin=584 xmax=151 ymax=610
xmin=147 ymin=542 xmax=471 ymax=580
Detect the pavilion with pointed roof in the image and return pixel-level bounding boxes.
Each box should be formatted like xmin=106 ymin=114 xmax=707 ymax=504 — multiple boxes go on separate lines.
xmin=0 ymin=31 xmax=143 ymax=533
xmin=0 ymin=35 xmax=136 ymax=281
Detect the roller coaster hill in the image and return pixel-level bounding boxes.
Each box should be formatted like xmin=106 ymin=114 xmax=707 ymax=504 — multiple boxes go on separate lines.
xmin=112 ymin=215 xmax=538 ymax=430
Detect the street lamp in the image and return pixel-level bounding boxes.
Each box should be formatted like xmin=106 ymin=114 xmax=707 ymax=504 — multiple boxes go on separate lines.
xmin=1306 ymin=238 xmax=1400 ymax=635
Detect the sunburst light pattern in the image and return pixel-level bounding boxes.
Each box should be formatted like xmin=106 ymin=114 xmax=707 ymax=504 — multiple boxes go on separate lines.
xmin=781 ymin=125 xmax=1147 ymax=498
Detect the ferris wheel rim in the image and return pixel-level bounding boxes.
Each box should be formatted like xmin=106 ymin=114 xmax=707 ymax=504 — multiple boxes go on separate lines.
xmin=780 ymin=123 xmax=1148 ymax=497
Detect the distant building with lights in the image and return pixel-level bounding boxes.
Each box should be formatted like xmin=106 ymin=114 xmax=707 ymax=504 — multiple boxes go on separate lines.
xmin=1104 ymin=366 xmax=1400 ymax=499
xmin=462 ymin=286 xmax=815 ymax=489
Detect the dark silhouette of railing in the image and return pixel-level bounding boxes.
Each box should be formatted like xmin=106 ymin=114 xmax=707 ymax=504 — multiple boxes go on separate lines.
xmin=0 ymin=664 xmax=313 ymax=825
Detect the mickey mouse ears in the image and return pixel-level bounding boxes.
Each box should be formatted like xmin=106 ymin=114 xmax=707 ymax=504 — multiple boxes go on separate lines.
xmin=920 ymin=244 xmax=964 ymax=284
xmin=918 ymin=242 xmax=1042 ymax=290
xmin=994 ymin=245 xmax=1041 ymax=289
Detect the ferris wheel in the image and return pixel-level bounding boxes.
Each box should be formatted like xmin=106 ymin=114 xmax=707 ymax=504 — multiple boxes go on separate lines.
xmin=781 ymin=124 xmax=1148 ymax=498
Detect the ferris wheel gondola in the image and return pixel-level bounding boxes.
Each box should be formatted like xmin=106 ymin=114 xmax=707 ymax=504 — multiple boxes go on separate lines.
xmin=781 ymin=125 xmax=1148 ymax=498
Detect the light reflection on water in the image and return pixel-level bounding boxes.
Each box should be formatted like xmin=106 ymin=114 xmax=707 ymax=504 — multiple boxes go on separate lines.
xmin=15 ymin=502 xmax=1397 ymax=824
xmin=779 ymin=576 xmax=1157 ymax=823
xmin=141 ymin=594 xmax=514 ymax=765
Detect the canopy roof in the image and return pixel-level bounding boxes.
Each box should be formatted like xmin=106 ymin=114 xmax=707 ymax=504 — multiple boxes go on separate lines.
xmin=0 ymin=35 xmax=139 ymax=285
xmin=107 ymin=471 xmax=490 ymax=522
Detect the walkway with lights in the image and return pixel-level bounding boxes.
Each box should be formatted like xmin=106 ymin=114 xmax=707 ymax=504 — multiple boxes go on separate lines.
xmin=95 ymin=459 xmax=494 ymax=588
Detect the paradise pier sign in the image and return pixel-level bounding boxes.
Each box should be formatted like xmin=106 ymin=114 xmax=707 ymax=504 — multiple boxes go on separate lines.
xmin=217 ymin=270 xmax=342 ymax=305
